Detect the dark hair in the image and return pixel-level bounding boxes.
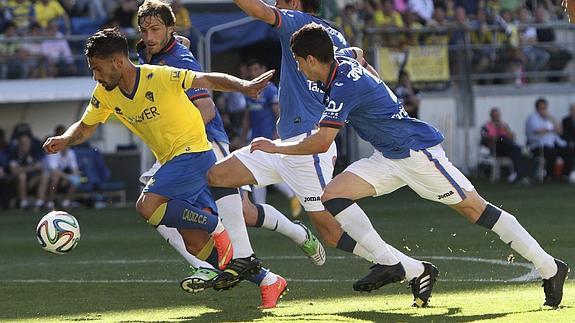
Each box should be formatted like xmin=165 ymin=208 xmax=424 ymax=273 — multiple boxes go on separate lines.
xmin=137 ymin=0 xmax=176 ymax=28
xmin=301 ymin=0 xmax=321 ymax=13
xmin=290 ymin=23 xmax=334 ymax=64
xmin=85 ymin=28 xmax=129 ymax=58
xmin=535 ymin=97 xmax=547 ymax=108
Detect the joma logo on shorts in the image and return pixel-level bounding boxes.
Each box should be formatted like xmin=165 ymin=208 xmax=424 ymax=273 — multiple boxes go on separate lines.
xmin=304 ymin=196 xmax=321 ymax=203
xmin=182 ymin=209 xmax=207 ymax=224
xmin=438 ymin=191 xmax=454 ymax=200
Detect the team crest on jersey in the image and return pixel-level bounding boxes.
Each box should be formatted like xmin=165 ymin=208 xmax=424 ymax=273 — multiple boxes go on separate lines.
xmin=147 ymin=72 xmax=154 ymax=79
xmin=145 ymin=91 xmax=154 ymax=102
xmin=91 ymin=96 xmax=100 ymax=109
xmin=170 ymin=70 xmax=181 ymax=81
xmin=114 ymin=107 xmax=122 ymax=115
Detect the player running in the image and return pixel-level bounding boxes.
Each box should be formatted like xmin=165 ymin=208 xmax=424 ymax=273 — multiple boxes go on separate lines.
xmin=251 ymin=24 xmax=570 ymax=308
xmin=42 ymin=27 xmax=275 ymax=298
xmin=207 ymin=0 xmax=438 ymax=304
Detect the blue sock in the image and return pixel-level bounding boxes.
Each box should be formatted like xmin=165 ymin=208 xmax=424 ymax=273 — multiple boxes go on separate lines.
xmin=149 ymin=199 xmax=219 ymax=233
xmin=247 ymin=267 xmax=270 ymax=286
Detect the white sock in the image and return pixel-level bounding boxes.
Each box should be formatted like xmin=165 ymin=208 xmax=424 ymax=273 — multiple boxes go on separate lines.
xmin=260 ymin=204 xmax=307 ymax=245
xmin=351 ymin=242 xmax=374 ymax=262
xmin=156 ymin=225 xmax=214 ymax=269
xmin=216 ymin=193 xmax=254 ymax=258
xmin=260 ymin=271 xmax=278 ymax=286
xmin=274 ymin=182 xmax=295 ymax=198
xmin=335 ymin=203 xmax=398 ymax=265
xmin=252 ymin=187 xmax=267 ymax=205
xmin=492 ymin=210 xmax=557 ymax=279
xmin=387 ymin=245 xmax=424 ymax=280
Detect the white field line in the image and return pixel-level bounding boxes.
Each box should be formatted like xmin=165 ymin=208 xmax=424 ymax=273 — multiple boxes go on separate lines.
xmin=1 ymin=255 xmax=540 ymax=283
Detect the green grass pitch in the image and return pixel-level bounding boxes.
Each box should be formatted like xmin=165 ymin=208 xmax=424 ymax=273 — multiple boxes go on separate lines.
xmin=0 ymin=181 xmax=573 ymax=322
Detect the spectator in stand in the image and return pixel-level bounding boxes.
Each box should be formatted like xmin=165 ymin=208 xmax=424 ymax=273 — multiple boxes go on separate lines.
xmin=392 ymin=0 xmax=408 ymax=14
xmin=337 ymin=4 xmax=363 ymax=47
xmin=171 ymin=0 xmax=191 ymax=38
xmin=517 ymin=7 xmax=550 ymax=76
xmin=454 ymin=0 xmax=479 ymax=18
xmin=0 ymin=128 xmax=11 ymax=209
xmin=496 ymin=9 xmax=525 ymax=86
xmin=394 ymin=69 xmax=420 ymax=118
xmin=425 ymin=6 xmax=451 ymax=45
xmin=40 ymin=19 xmax=76 ymax=77
xmin=481 ymin=107 xmax=527 ymax=182
xmin=373 ymin=0 xmax=403 ymax=48
xmin=60 ymin=0 xmax=107 ymax=22
xmin=470 ymin=9 xmax=496 ymax=80
xmin=401 ymin=9 xmax=423 ymax=47
xmin=9 ymin=133 xmax=48 ymax=210
xmin=534 ymin=6 xmax=572 ymax=82
xmin=19 ymin=22 xmax=43 ymax=78
xmin=43 ymin=125 xmax=80 ymax=209
xmin=408 ymin=0 xmax=434 ymax=24
xmin=34 ymin=0 xmax=70 ymax=34
xmin=526 ymin=97 xmax=574 ymax=181
xmin=111 ymin=0 xmax=139 ymax=36
xmin=0 ymin=21 xmax=27 ymax=79
xmin=217 ymin=63 xmax=248 ymax=148
xmin=3 ymin=0 xmax=35 ymax=35
xmin=562 ymin=103 xmax=575 ymax=150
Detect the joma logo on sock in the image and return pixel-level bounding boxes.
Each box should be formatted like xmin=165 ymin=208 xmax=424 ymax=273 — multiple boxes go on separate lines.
xmin=304 ymin=196 xmax=321 ymax=203
xmin=182 ymin=209 xmax=207 ymax=224
xmin=437 ymin=190 xmax=454 ymax=200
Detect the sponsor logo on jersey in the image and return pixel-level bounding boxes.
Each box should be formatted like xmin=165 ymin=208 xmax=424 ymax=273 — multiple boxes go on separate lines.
xmin=438 ymin=190 xmax=454 ymax=200
xmin=170 ymin=70 xmax=181 ymax=81
xmin=147 ymin=72 xmax=154 ymax=79
xmin=145 ymin=91 xmax=154 ymax=102
xmin=91 ymin=96 xmax=100 ymax=109
xmin=304 ymin=196 xmax=321 ymax=203
xmin=307 ymin=80 xmax=324 ymax=93
xmin=120 ymin=107 xmax=161 ymax=124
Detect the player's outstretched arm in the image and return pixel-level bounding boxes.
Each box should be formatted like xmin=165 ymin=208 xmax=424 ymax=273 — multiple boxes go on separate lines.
xmin=43 ymin=121 xmax=99 ymax=154
xmin=250 ymin=127 xmax=339 ymax=155
xmin=234 ymin=0 xmax=276 ymax=25
xmin=192 ymin=70 xmax=275 ymax=99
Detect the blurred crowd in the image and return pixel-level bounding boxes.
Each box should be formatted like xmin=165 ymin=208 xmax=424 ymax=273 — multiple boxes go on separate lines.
xmin=0 ymin=123 xmax=123 ymax=210
xmin=480 ymin=97 xmax=575 ymax=184
xmin=1 ymin=0 xmax=573 ymax=82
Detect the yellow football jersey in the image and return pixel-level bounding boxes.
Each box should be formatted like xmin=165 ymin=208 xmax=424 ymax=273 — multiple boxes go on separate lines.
xmin=81 ymin=64 xmax=211 ymax=164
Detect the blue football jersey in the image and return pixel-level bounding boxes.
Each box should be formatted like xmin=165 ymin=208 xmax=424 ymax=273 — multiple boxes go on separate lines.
xmin=271 ymin=8 xmax=349 ymax=139
xmin=245 ymin=83 xmax=278 ymax=140
xmin=319 ymin=54 xmax=444 ymax=159
xmin=137 ymin=38 xmax=229 ymax=144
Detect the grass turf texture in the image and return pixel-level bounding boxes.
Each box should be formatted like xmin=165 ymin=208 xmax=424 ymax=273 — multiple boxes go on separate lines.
xmin=0 ymin=181 xmax=573 ymax=322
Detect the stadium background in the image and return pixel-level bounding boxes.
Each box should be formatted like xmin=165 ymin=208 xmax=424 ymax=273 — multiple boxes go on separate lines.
xmin=0 ymin=1 xmax=574 ymax=321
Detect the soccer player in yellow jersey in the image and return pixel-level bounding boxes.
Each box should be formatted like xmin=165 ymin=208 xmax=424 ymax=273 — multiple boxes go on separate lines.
xmin=43 ymin=28 xmax=274 ymax=278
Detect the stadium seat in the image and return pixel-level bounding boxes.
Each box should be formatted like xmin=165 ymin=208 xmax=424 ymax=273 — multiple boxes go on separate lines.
xmin=477 ymin=145 xmax=514 ymax=182
xmin=73 ymin=143 xmax=126 ymax=206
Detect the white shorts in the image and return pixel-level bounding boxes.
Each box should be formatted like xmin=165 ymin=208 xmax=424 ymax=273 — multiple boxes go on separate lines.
xmin=233 ymin=132 xmax=337 ymax=212
xmin=344 ymin=145 xmax=474 ymax=205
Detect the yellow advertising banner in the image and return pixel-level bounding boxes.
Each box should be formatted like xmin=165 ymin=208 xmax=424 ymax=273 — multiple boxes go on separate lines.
xmin=377 ymin=46 xmax=450 ymax=83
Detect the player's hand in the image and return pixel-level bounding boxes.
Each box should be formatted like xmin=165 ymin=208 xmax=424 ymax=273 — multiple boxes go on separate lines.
xmin=242 ymin=69 xmax=275 ymax=99
xmin=250 ymin=137 xmax=279 ymax=153
xmin=43 ymin=136 xmax=68 ymax=154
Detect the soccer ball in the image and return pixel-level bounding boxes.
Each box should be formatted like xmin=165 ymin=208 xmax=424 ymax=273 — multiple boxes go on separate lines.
xmin=36 ymin=211 xmax=81 ymax=254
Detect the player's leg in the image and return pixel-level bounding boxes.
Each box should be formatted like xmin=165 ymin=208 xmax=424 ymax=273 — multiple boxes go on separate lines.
xmin=273 ymin=182 xmax=302 ymax=217
xmin=412 ymin=145 xmax=568 ymax=307
xmin=212 ymin=145 xmax=322 ymax=265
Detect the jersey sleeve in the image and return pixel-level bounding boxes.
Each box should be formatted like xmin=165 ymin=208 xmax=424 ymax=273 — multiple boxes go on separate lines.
xmin=319 ymin=83 xmax=360 ymax=129
xmin=272 ymin=8 xmax=311 ymax=38
xmin=160 ymin=65 xmax=196 ymax=94
xmin=180 ymin=57 xmax=211 ymax=101
xmin=81 ymin=86 xmax=112 ymax=125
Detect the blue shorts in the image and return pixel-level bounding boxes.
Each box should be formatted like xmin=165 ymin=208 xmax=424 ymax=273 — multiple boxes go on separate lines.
xmin=143 ymin=151 xmax=218 ymax=213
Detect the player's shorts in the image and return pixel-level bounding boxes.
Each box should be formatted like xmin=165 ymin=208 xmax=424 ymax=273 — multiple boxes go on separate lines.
xmin=344 ymin=145 xmax=474 ymax=205
xmin=232 ymin=132 xmax=337 ymax=212
xmin=143 ymin=150 xmax=217 ymax=212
